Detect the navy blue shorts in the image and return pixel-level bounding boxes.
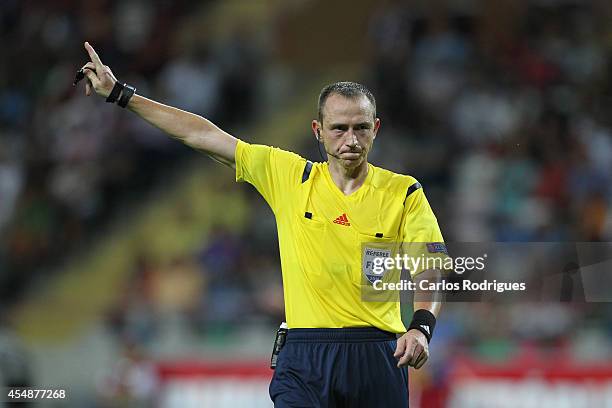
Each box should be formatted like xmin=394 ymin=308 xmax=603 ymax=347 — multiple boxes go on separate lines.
xmin=269 ymin=327 xmax=408 ymax=407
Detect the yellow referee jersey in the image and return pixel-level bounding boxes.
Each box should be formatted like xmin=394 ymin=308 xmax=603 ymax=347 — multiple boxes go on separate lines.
xmin=235 ymin=141 xmax=447 ymax=333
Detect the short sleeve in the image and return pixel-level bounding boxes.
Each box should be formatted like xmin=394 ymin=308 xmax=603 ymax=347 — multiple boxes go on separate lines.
xmin=235 ymin=140 xmax=306 ymax=212
xmin=400 ymin=183 xmax=450 ymax=276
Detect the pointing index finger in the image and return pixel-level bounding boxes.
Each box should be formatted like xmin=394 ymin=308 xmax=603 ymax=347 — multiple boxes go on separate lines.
xmin=84 ymin=41 xmax=103 ymax=71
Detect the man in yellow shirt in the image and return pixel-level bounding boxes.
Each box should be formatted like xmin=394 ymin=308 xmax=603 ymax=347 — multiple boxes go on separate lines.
xmin=80 ymin=42 xmax=445 ymax=407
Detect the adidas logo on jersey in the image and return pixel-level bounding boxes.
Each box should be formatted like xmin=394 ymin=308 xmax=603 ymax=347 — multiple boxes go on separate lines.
xmin=333 ymin=213 xmax=350 ymax=226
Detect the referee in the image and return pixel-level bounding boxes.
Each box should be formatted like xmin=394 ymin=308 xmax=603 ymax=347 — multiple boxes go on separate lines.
xmin=79 ymin=42 xmax=446 ymax=407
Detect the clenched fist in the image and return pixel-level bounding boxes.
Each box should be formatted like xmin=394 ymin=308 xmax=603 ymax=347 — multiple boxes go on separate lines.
xmin=394 ymin=329 xmax=429 ymax=369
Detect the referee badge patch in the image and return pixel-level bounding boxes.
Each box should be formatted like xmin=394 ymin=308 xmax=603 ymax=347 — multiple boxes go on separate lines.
xmin=362 ymin=246 xmax=392 ymax=284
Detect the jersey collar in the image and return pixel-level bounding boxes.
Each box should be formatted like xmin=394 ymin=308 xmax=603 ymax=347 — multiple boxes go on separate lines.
xmin=322 ymin=162 xmax=374 ymax=201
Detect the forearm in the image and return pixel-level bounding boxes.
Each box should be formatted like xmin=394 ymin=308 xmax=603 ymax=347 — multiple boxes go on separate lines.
xmin=79 ymin=41 xmax=238 ymax=166
xmin=406 ymin=268 xmax=443 ymax=343
xmin=411 ymin=268 xmax=443 ymax=317
xmin=127 ymin=94 xmax=237 ymax=166
xmin=414 ymin=299 xmax=441 ymax=318
xmin=127 ymin=94 xmax=209 ymax=141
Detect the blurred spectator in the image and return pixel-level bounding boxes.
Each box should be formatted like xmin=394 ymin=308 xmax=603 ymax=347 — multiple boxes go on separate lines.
xmin=0 ymin=314 xmax=31 ymax=391
xmin=0 ymin=135 xmax=24 ymax=232
xmin=158 ymin=44 xmax=220 ymax=116
xmin=410 ymin=11 xmax=471 ymax=116
xmin=96 ymin=342 xmax=158 ymax=408
xmin=107 ymin=255 xmax=159 ymax=346
xmin=216 ymin=25 xmax=264 ymax=125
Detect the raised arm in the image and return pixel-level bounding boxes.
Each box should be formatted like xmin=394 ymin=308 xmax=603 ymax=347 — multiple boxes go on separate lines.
xmin=80 ymin=42 xmax=237 ymax=168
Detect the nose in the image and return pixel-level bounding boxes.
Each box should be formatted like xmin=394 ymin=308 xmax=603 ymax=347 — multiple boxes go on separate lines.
xmin=346 ymin=130 xmax=358 ymax=147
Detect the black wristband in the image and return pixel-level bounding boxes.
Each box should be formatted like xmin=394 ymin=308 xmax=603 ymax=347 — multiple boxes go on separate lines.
xmin=408 ymin=309 xmax=436 ymax=343
xmin=117 ymin=83 xmax=136 ymax=108
xmin=106 ymin=82 xmax=124 ymax=103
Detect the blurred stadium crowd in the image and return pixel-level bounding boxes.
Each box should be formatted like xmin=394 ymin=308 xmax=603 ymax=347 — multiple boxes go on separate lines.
xmin=367 ymin=1 xmax=612 ymax=243
xmin=0 ymin=0 xmax=263 ymax=305
xmin=1 ymin=0 xmax=611 ymax=405
xmin=363 ymin=2 xmax=612 ymax=403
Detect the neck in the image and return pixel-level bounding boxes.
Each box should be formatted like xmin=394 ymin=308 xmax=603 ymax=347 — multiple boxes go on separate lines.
xmin=327 ymin=158 xmax=369 ymax=195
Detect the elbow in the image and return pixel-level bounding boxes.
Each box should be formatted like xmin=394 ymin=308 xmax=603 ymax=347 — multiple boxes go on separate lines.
xmin=184 ymin=119 xmax=216 ymax=150
xmin=184 ymin=130 xmax=209 ymax=150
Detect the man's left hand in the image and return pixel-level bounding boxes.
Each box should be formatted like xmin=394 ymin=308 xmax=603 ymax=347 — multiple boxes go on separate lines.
xmin=394 ymin=329 xmax=429 ymax=369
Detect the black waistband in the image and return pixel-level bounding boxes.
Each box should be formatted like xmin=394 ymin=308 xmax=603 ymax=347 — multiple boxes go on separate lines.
xmin=286 ymin=327 xmax=397 ymax=343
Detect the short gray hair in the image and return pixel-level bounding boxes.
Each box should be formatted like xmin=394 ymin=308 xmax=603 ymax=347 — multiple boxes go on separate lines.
xmin=317 ymin=81 xmax=376 ymax=123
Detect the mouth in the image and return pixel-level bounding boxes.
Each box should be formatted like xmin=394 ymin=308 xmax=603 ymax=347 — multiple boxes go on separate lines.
xmin=338 ymin=152 xmax=362 ymax=160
